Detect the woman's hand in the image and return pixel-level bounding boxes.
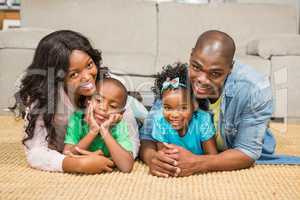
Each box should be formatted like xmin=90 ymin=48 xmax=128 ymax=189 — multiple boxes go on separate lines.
xmin=64 ymin=146 xmax=104 ymax=157
xmin=78 ymin=154 xmax=115 ymax=174
xmin=63 ymin=147 xmax=114 ymax=174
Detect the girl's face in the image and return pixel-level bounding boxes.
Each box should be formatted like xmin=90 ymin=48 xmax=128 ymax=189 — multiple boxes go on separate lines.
xmin=162 ymin=89 xmax=194 ymax=136
xmin=65 ymin=50 xmax=98 ymax=99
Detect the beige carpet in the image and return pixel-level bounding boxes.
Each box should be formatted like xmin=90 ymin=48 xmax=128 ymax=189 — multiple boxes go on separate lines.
xmin=0 ymin=116 xmax=299 ymax=200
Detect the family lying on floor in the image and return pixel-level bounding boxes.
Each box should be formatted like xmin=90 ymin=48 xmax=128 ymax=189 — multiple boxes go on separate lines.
xmin=11 ymin=29 xmax=298 ymax=178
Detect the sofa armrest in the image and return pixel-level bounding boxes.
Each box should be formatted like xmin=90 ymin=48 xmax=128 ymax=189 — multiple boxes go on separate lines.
xmin=247 ymin=34 xmax=300 ymax=59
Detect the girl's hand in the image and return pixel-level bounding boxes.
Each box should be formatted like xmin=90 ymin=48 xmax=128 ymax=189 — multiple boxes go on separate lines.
xmin=85 ymin=101 xmax=100 ymax=134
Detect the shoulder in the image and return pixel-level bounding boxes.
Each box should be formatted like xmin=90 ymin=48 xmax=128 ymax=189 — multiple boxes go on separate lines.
xmin=147 ymin=110 xmax=170 ymax=132
xmin=190 ymin=110 xmax=214 ymax=131
xmin=111 ymin=120 xmax=129 ymax=135
xmin=152 ymin=110 xmax=169 ymax=128
xmin=114 ymin=120 xmax=127 ymax=129
xmin=70 ymin=111 xmax=84 ymax=120
xmin=225 ymin=61 xmax=272 ymax=106
xmin=229 ymin=61 xmax=271 ymax=93
xmin=68 ymin=111 xmax=84 ymax=126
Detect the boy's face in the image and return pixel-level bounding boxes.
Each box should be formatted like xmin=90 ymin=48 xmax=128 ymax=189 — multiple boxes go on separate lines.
xmin=92 ymin=81 xmax=126 ymax=125
xmin=162 ymin=89 xmax=194 ymax=135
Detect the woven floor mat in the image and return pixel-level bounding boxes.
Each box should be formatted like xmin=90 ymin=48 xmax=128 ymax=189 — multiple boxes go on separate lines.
xmin=0 ymin=116 xmax=299 ymax=200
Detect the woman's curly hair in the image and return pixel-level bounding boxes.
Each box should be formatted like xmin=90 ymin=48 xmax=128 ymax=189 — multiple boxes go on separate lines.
xmin=152 ymin=62 xmax=190 ymax=99
xmin=11 ymin=30 xmax=108 ymax=148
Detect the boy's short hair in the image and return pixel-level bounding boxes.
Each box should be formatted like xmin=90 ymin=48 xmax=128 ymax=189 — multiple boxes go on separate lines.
xmin=97 ymin=77 xmax=128 ymax=107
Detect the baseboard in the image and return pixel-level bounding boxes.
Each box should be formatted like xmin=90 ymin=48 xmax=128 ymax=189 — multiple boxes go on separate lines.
xmin=271 ymin=117 xmax=300 ymax=124
xmin=271 ymin=117 xmax=284 ymax=123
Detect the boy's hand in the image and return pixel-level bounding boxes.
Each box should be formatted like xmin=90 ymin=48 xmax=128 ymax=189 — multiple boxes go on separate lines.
xmin=100 ymin=113 xmax=123 ymax=131
xmin=85 ymin=101 xmax=100 ymax=134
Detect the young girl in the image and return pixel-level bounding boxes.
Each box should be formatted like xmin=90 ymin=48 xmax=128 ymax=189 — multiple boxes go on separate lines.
xmin=151 ymin=63 xmax=217 ymax=155
xmin=64 ymin=78 xmax=134 ymax=172
xmin=11 ymin=30 xmax=139 ymax=174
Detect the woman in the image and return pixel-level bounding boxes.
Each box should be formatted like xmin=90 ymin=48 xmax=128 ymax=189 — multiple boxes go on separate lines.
xmin=13 ymin=30 xmax=140 ymax=173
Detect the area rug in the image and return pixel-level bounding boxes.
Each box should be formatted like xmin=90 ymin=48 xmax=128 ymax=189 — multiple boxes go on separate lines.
xmin=0 ymin=116 xmax=299 ymax=200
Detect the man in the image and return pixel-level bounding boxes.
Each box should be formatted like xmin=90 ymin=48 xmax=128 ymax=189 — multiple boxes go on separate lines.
xmin=139 ymin=30 xmax=274 ymax=177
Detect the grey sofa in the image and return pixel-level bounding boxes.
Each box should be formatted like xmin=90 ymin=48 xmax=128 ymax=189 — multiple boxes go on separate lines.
xmin=0 ymin=0 xmax=299 ymax=122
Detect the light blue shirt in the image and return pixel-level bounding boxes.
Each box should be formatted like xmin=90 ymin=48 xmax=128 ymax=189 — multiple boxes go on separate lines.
xmin=140 ymin=60 xmax=275 ymax=160
xmin=152 ymin=110 xmax=215 ymax=155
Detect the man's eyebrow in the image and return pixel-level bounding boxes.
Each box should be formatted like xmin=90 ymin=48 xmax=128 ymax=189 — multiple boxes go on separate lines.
xmin=178 ymin=104 xmax=189 ymax=107
xmin=209 ymin=68 xmax=224 ymax=72
xmin=190 ymin=59 xmax=203 ymax=68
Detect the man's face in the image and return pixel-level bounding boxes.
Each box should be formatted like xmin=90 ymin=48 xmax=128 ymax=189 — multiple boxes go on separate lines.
xmin=188 ymin=48 xmax=233 ymax=100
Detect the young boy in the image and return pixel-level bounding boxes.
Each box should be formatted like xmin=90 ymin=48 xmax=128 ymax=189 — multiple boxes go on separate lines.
xmin=63 ymin=78 xmax=134 ymax=173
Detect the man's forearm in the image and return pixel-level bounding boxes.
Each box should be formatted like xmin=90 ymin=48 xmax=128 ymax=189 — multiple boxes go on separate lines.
xmin=139 ymin=140 xmax=157 ymax=165
xmin=193 ymin=149 xmax=255 ymax=173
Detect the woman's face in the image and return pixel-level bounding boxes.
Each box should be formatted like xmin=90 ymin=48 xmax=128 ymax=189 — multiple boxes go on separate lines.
xmin=64 ymin=50 xmax=98 ymax=99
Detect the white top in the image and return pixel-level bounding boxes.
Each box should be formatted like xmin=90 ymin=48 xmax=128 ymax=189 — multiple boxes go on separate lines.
xmin=23 ymin=86 xmax=140 ymax=172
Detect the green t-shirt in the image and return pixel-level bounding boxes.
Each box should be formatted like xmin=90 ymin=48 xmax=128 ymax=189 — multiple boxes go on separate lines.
xmin=64 ymin=111 xmax=133 ymax=157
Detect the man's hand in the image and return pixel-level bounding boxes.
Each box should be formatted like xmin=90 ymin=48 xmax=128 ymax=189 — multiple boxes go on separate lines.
xmin=139 ymin=140 xmax=179 ymax=178
xmin=148 ymin=149 xmax=180 ymax=178
xmin=162 ymin=143 xmax=203 ymax=177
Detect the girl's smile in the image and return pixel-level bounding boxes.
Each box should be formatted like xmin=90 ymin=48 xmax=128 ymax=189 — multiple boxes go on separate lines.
xmin=162 ymin=89 xmax=194 ymax=136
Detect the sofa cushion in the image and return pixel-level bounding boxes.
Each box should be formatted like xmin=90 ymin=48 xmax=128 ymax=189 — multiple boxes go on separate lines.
xmin=247 ymin=34 xmax=300 ymax=59
xmin=235 ymin=55 xmax=271 ymax=77
xmin=158 ymin=3 xmax=297 ymax=60
xmin=0 ymin=28 xmax=52 ymax=49
xmin=21 ymin=0 xmax=157 ymax=55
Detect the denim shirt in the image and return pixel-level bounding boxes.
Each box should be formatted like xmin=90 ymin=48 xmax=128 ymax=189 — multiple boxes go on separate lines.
xmin=140 ymin=60 xmax=274 ymax=160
